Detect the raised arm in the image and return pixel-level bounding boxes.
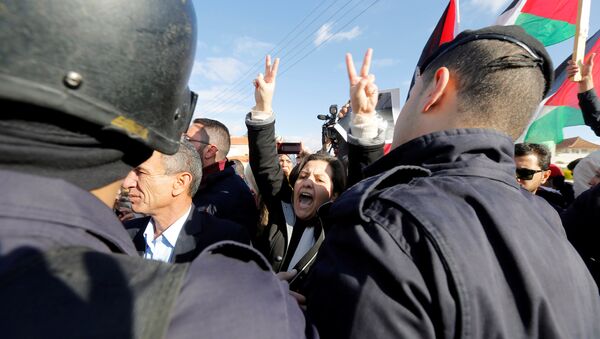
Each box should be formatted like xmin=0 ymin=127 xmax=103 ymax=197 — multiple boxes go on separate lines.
xmin=246 ymin=56 xmax=290 ymax=199
xmin=345 ymin=49 xmax=385 ymax=185
xmin=568 ymin=54 xmax=600 ymax=136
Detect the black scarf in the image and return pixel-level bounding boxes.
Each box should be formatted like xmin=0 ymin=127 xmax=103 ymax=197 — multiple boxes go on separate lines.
xmin=0 ymin=104 xmax=152 ymax=190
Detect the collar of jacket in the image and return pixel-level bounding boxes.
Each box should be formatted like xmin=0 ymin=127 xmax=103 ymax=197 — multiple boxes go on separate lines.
xmin=200 ymin=159 xmax=233 ymax=188
xmin=0 ymin=169 xmax=139 ymax=255
xmin=365 ymin=128 xmax=519 ymax=188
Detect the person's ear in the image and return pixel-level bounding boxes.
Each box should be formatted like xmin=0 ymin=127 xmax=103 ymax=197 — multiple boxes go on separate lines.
xmin=205 ymin=144 xmax=219 ymax=160
xmin=173 ymin=172 xmax=192 ymax=196
xmin=540 ymin=170 xmax=551 ymax=184
xmin=422 ymin=67 xmax=450 ymax=113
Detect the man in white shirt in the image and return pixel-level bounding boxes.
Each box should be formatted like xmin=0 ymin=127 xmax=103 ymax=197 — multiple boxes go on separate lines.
xmin=123 ymin=140 xmax=250 ymax=263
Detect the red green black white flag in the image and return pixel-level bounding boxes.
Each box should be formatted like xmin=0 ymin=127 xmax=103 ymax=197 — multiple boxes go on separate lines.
xmin=524 ymin=29 xmax=600 ymax=144
xmin=496 ymin=0 xmax=578 ymax=46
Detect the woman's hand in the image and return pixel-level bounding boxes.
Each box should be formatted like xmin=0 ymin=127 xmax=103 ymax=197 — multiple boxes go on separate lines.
xmin=254 ymin=55 xmax=280 ymax=113
xmin=346 ymin=48 xmax=378 ymax=116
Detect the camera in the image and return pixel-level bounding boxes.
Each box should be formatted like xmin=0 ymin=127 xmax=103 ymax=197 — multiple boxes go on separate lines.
xmin=317 ymin=104 xmax=340 ymax=153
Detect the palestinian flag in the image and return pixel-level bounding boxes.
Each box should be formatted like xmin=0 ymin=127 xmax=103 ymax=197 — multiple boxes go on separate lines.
xmin=416 ymin=0 xmax=460 ymax=68
xmin=496 ymin=0 xmax=577 ymax=46
xmin=524 ymin=29 xmax=600 ymax=144
xmin=407 ymin=0 xmax=459 ymax=96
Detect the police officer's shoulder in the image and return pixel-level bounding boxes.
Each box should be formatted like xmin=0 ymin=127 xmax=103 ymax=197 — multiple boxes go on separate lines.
xmin=169 ymin=241 xmax=316 ymax=339
xmin=197 ymin=240 xmax=271 ymax=271
xmin=330 ymin=165 xmax=431 ymax=223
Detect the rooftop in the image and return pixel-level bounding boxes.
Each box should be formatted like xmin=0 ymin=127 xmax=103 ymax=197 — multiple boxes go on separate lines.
xmin=556 ymin=137 xmax=600 ymax=152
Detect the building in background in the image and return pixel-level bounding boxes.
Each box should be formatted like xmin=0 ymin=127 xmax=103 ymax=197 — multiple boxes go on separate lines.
xmin=554 ymin=137 xmax=600 ymax=166
xmin=228 ymin=136 xmax=249 ymax=163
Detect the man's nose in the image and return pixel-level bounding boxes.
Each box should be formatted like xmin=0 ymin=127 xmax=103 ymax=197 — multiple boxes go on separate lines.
xmin=122 ymin=171 xmax=137 ymax=188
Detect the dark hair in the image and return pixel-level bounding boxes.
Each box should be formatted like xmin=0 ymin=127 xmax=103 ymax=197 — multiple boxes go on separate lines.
xmin=192 ymin=118 xmax=231 ymax=159
xmin=290 ymin=153 xmax=346 ymax=197
xmin=567 ymin=158 xmax=582 ymax=172
xmin=514 ymin=142 xmax=551 ymax=170
xmin=421 ymin=39 xmax=545 ymax=139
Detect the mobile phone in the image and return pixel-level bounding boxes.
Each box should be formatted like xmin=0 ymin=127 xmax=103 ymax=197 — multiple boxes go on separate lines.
xmin=277 ymin=142 xmax=302 ymax=154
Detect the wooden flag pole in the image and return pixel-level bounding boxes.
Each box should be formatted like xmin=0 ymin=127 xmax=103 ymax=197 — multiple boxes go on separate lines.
xmin=572 ymin=0 xmax=591 ymax=81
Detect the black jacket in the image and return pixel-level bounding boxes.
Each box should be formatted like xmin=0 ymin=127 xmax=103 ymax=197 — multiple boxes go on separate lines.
xmin=192 ymin=161 xmax=259 ymax=238
xmin=0 ymin=170 xmax=316 ymax=338
xmin=536 ymin=185 xmax=567 ymax=212
xmin=307 ymin=129 xmax=600 ymax=339
xmin=246 ymin=114 xmax=319 ymax=275
xmin=124 ymin=204 xmax=251 ymax=263
xmin=579 ymin=89 xmax=600 ymax=136
xmin=561 ymin=184 xmax=600 ymax=287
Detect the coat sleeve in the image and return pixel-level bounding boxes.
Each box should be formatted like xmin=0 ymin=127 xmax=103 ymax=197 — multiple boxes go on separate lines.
xmin=246 ymin=113 xmax=291 ymax=201
xmin=579 ymin=89 xmax=600 ymax=137
xmin=306 ymin=206 xmax=450 ymax=339
xmin=346 ymin=143 xmax=384 ymax=186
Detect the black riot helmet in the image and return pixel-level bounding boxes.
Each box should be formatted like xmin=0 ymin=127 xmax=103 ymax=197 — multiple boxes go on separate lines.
xmin=0 ymin=0 xmax=198 ymax=155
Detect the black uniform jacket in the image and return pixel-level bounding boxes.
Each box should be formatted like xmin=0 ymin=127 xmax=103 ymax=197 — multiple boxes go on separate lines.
xmin=0 ymin=170 xmax=316 ymax=338
xmin=307 ymin=128 xmax=600 ymax=339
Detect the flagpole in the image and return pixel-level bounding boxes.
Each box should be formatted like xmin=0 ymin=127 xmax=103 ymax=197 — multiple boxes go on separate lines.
xmin=571 ymin=0 xmax=591 ymax=81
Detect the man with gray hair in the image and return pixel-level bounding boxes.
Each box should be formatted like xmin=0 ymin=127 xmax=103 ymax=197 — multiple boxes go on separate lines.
xmin=123 ymin=140 xmax=250 ymax=263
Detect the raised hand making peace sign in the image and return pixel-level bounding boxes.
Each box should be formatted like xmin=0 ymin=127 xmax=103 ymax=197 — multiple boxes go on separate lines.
xmin=253 ymin=55 xmax=280 ymax=113
xmin=346 ymin=48 xmax=378 ymax=116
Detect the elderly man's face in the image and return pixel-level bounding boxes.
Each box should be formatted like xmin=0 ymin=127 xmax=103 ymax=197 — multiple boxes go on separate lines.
xmin=122 ymin=152 xmax=177 ymax=215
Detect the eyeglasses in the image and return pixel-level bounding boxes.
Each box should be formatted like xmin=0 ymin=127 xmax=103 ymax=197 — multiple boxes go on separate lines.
xmin=184 ymin=135 xmax=210 ymax=145
xmin=516 ymin=168 xmax=544 ymax=181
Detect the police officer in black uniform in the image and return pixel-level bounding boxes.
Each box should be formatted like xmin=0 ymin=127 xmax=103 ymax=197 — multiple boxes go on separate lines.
xmin=0 ymin=1 xmax=315 ymax=338
xmin=306 ymin=26 xmax=600 ymax=339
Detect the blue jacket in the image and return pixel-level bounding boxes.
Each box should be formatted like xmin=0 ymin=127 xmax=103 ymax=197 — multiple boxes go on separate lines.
xmin=307 ymin=129 xmax=600 ymax=339
xmin=0 ymin=170 xmax=317 ymax=339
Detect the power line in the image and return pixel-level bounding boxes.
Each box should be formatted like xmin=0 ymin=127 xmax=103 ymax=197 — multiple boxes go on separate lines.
xmin=204 ymin=0 xmax=380 ymax=117
xmin=279 ymin=0 xmax=381 ymax=77
xmin=277 ymin=0 xmax=369 ymax=76
xmin=206 ymin=0 xmax=361 ymax=115
xmin=200 ymin=0 xmax=341 ymax=112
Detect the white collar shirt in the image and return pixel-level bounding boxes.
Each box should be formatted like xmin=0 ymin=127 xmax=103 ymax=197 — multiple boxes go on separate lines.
xmin=143 ymin=205 xmax=192 ymax=263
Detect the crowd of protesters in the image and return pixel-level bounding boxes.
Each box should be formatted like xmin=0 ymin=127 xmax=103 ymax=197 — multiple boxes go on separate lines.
xmin=1 ymin=1 xmax=600 ymax=338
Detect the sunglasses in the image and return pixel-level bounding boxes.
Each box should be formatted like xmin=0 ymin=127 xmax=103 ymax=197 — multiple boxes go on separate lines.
xmin=516 ymin=168 xmax=544 ymax=181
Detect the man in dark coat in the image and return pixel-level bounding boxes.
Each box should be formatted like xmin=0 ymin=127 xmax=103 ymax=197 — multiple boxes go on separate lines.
xmin=187 ymin=118 xmax=259 ymax=239
xmin=122 ymin=141 xmax=250 ymax=263
xmin=0 ymin=1 xmax=316 ymax=338
xmin=306 ymin=26 xmax=600 ymax=339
